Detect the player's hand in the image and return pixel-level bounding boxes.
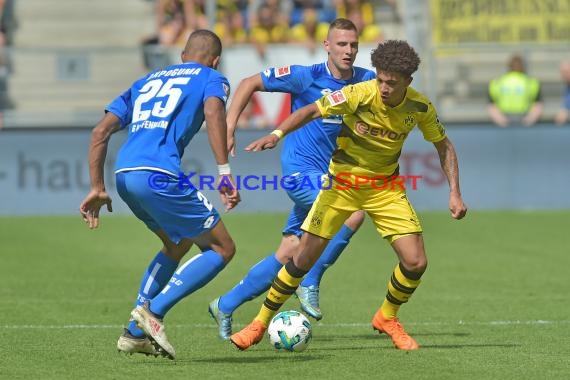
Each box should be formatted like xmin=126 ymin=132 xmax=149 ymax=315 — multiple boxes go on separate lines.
xmin=218 ymin=174 xmax=241 ymax=212
xmin=449 ymin=192 xmax=467 ymax=220
xmin=244 ymin=134 xmax=280 ymax=152
xmin=79 ymin=189 xmax=113 ymax=229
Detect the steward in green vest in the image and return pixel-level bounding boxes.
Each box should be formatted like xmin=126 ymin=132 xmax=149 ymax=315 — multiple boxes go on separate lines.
xmin=487 ymin=55 xmax=543 ymax=127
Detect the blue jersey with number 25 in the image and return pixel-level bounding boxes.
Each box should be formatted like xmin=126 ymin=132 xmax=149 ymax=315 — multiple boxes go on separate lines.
xmin=107 ymin=62 xmax=230 ymax=176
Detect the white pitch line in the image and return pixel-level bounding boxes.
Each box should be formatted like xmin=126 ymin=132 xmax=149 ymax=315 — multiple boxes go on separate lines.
xmin=1 ymin=320 xmax=569 ymax=330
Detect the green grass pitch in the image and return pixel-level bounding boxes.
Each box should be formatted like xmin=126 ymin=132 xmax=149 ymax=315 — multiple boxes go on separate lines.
xmin=1 ymin=211 xmax=569 ymax=379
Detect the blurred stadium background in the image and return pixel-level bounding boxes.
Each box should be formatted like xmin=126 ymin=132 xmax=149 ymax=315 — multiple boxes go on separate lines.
xmin=0 ymin=0 xmax=569 ymax=215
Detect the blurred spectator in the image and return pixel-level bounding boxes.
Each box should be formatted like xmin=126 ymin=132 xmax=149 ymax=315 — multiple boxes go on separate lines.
xmin=379 ymin=0 xmax=401 ymax=22
xmin=154 ymin=0 xmax=194 ymax=46
xmin=212 ymin=0 xmax=249 ymax=47
xmin=290 ymin=0 xmax=337 ymax=26
xmin=335 ymin=0 xmax=382 ymax=43
xmin=487 ymin=54 xmax=543 ymax=127
xmin=248 ymin=0 xmax=290 ymax=60
xmin=0 ymin=0 xmax=7 ymax=47
xmin=187 ymin=0 xmax=249 ymax=47
xmin=554 ymin=60 xmax=570 ymax=126
xmin=0 ymin=0 xmax=15 ymax=125
xmin=0 ymin=0 xmax=15 ymax=45
xmin=249 ymin=0 xmax=292 ymax=26
xmin=289 ymin=7 xmax=330 ymax=54
xmin=141 ymin=0 xmax=195 ymax=70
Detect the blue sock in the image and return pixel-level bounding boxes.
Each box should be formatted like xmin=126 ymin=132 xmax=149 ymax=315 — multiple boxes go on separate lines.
xmin=218 ymin=254 xmax=282 ymax=314
xmin=301 ymin=224 xmax=355 ymax=287
xmin=127 ymin=252 xmax=178 ymax=338
xmin=149 ymin=250 xmax=225 ymax=316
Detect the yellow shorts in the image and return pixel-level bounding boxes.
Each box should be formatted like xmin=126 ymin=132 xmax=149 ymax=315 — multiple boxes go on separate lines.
xmin=301 ymin=184 xmax=423 ymax=241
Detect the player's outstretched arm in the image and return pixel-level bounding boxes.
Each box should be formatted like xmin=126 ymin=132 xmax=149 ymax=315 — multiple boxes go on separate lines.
xmin=205 ymin=96 xmax=241 ymax=211
xmin=80 ymin=112 xmax=121 ymax=229
xmin=433 ymin=137 xmax=468 ymax=220
xmin=226 ymin=74 xmax=265 ymax=156
xmin=245 ymin=103 xmax=322 ymax=152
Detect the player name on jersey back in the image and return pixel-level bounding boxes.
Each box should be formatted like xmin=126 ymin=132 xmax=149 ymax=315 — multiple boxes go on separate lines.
xmin=147 ymin=67 xmax=203 ymax=80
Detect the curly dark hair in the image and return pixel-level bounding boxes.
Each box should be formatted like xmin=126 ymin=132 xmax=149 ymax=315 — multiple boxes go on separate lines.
xmin=370 ymin=40 xmax=420 ymax=78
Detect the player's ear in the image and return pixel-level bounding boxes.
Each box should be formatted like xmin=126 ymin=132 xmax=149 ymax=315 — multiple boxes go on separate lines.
xmin=181 ymin=50 xmax=187 ymax=63
xmin=212 ymin=56 xmax=221 ymax=70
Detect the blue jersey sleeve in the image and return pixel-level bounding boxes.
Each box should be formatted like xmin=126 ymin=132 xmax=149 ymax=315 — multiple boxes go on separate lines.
xmin=362 ymin=69 xmax=376 ymax=81
xmin=105 ymin=88 xmax=134 ymax=129
xmin=204 ymin=71 xmax=230 ymax=105
xmin=260 ymin=65 xmax=313 ymax=95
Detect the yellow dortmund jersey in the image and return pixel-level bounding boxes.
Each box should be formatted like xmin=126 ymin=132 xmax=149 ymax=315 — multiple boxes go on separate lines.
xmin=315 ymin=79 xmax=446 ymax=179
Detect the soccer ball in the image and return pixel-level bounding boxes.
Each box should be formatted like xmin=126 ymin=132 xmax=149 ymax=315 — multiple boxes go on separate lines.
xmin=267 ymin=310 xmax=312 ymax=352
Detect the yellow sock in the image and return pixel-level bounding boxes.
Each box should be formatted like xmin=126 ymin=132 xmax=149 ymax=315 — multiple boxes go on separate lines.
xmin=255 ymin=261 xmax=306 ymax=327
xmin=380 ymin=263 xmax=422 ymax=319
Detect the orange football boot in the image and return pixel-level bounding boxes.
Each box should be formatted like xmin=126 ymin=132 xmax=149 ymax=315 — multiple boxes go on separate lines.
xmin=372 ymin=309 xmax=419 ymax=350
xmin=230 ymin=320 xmax=267 ymax=350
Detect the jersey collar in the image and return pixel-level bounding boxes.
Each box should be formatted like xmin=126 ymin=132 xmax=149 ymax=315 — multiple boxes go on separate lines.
xmin=324 ymin=62 xmax=355 ymax=80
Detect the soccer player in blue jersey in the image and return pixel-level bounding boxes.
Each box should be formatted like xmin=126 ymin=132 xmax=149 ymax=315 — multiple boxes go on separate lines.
xmin=207 ymin=18 xmax=376 ymax=340
xmin=79 ymin=30 xmax=240 ymax=360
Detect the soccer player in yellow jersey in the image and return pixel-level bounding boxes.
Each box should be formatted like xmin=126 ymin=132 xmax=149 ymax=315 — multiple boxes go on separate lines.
xmin=230 ymin=40 xmax=468 ymax=351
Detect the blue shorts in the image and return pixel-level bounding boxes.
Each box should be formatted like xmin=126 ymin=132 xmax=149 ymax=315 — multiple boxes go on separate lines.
xmin=116 ymin=170 xmax=220 ymax=244
xmin=282 ymin=172 xmax=327 ymax=237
